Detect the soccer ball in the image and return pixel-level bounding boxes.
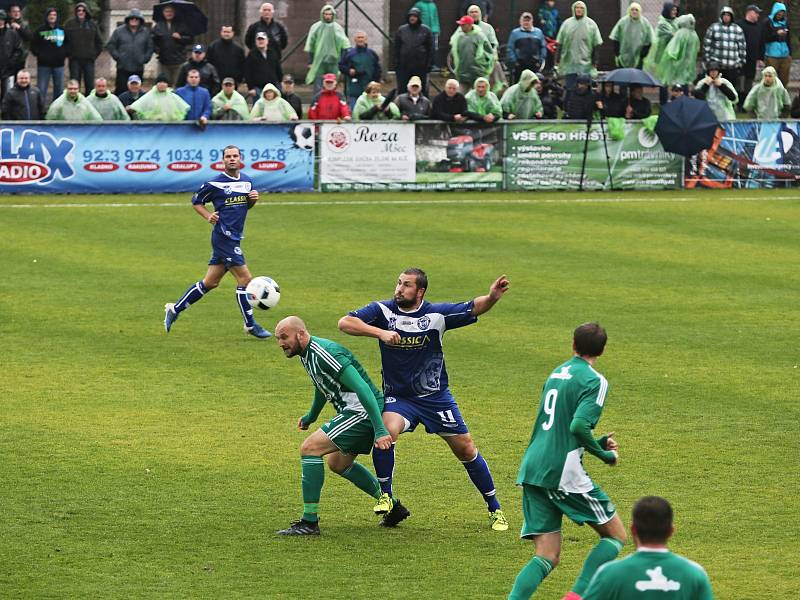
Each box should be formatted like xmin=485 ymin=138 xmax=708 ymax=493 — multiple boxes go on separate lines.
xmin=292 ymin=124 xmax=315 ymax=151
xmin=246 ymin=276 xmax=281 ymax=310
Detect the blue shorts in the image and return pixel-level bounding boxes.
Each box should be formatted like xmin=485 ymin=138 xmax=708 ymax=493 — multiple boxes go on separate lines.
xmin=208 ymin=230 xmax=246 ymax=267
xmin=383 ymin=389 xmax=469 ymax=435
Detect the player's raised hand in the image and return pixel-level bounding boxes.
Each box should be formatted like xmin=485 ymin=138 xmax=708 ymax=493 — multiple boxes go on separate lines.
xmin=379 ymin=330 xmax=401 ymax=345
xmin=489 ymin=275 xmax=510 ymax=300
xmin=297 ymin=417 xmax=309 ymax=430
xmin=374 ymin=434 xmax=393 ymax=450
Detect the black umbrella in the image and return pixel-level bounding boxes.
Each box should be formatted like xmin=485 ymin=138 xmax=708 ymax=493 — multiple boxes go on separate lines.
xmin=603 ymin=68 xmax=661 ymax=87
xmin=152 ymin=0 xmax=207 ymax=36
xmin=0 ymin=0 xmax=26 ymax=9
xmin=655 ymin=96 xmax=719 ymax=157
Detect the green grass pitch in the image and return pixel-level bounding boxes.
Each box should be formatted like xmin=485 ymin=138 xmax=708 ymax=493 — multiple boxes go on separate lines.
xmin=1 ymin=189 xmax=798 ymax=599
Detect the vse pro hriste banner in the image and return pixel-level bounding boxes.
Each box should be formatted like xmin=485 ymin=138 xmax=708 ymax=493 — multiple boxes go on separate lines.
xmin=0 ymin=123 xmax=315 ymax=194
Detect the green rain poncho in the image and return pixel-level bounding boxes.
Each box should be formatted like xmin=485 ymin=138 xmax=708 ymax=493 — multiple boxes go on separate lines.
xmin=659 ymin=14 xmax=700 ymax=86
xmin=450 ymin=24 xmax=494 ymax=84
xmin=304 ymin=4 xmax=350 ymax=85
xmin=468 ymin=5 xmax=499 ymax=56
xmin=352 ymin=91 xmax=400 ymax=121
xmin=465 ymin=77 xmax=502 ymax=118
xmin=743 ymin=66 xmax=792 ymax=119
xmin=609 ymin=3 xmax=654 ymax=68
xmin=129 ymin=87 xmax=190 ymax=121
xmin=46 ymin=92 xmax=103 ymax=121
xmin=87 ymin=90 xmax=130 ymax=121
xmin=645 ymin=8 xmax=677 ymax=76
xmin=250 ymin=84 xmax=299 ymax=121
xmin=413 ymin=0 xmax=440 ymax=34
xmin=212 ymin=89 xmax=251 ymax=121
xmin=501 ymin=69 xmax=543 ymax=119
xmin=556 ymin=1 xmax=603 ymax=76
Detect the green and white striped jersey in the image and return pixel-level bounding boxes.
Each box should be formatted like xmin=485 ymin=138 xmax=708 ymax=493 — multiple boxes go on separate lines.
xmin=517 ymin=356 xmax=609 ymax=492
xmin=299 ymin=336 xmax=383 ymax=414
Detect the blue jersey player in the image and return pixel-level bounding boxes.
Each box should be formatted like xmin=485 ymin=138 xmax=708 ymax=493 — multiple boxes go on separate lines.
xmin=164 ymin=145 xmax=271 ymax=338
xmin=339 ymin=268 xmax=510 ymax=530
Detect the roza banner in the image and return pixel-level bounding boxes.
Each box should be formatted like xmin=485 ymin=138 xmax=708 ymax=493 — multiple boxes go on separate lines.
xmin=505 ymin=121 xmax=682 ymax=191
xmin=0 ymin=123 xmax=315 ymax=194
xmin=320 ymin=122 xmax=415 ymax=190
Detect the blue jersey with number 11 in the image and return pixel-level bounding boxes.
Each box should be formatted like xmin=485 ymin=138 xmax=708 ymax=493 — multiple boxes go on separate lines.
xmin=191 ymin=171 xmax=252 ymax=241
xmin=348 ymin=299 xmax=477 ymax=398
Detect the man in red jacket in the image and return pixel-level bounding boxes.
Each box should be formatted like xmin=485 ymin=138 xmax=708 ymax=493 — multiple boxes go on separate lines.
xmin=308 ymin=73 xmax=351 ymax=121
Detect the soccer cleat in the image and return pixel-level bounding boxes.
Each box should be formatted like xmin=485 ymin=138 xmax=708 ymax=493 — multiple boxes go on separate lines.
xmin=276 ymin=519 xmax=320 ymax=536
xmin=373 ymin=493 xmax=394 ymax=515
xmin=560 ymin=593 xmax=582 ymax=600
xmin=164 ymin=303 xmax=178 ymax=333
xmin=379 ymin=500 xmax=410 ymax=527
xmin=490 ymin=509 xmax=509 ymax=531
xmin=245 ymin=323 xmax=272 ymax=338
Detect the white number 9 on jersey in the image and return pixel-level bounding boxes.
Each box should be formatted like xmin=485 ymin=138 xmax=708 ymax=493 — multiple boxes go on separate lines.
xmin=542 ymin=389 xmax=557 ymax=431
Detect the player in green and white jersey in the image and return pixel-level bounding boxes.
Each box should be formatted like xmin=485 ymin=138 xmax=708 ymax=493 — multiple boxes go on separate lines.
xmin=274 ymin=316 xmax=397 ymax=536
xmin=584 ymin=496 xmax=714 ymax=599
xmin=510 ymin=322 xmax=626 ymax=600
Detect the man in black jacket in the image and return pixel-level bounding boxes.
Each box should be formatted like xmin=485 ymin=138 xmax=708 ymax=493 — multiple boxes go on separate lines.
xmin=395 ymin=7 xmax=434 ymax=98
xmin=281 ymin=74 xmax=303 ymax=118
xmin=244 ymin=2 xmax=288 ymax=58
xmin=736 ymin=5 xmax=765 ymax=109
xmin=63 ymin=3 xmax=102 ymax=95
xmin=244 ymin=32 xmax=282 ymax=101
xmin=118 ymin=74 xmax=145 ymax=119
xmin=31 ymin=7 xmax=69 ymax=103
xmin=0 ymin=10 xmax=24 ymax=101
xmin=207 ymin=24 xmax=246 ymax=86
xmin=176 ymin=44 xmax=220 ymax=97
xmin=432 ymin=78 xmax=468 ymax=122
xmin=563 ymin=75 xmax=599 ymax=120
xmin=1 ymin=70 xmax=45 ymax=120
xmin=106 ymin=8 xmax=154 ymax=95
xmin=152 ymin=4 xmax=192 ymax=87
xmin=396 ymin=75 xmax=432 ymax=121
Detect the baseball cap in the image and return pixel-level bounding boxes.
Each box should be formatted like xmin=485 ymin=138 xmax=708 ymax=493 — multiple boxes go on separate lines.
xmin=127 ymin=74 xmax=142 ymax=84
xmin=745 ymin=4 xmax=762 ymax=12
xmin=192 ymin=44 xmax=205 ymax=53
xmin=222 ymin=77 xmax=235 ymax=85
xmin=456 ymin=15 xmax=474 ymax=25
xmin=256 ymin=31 xmax=268 ymax=39
xmin=322 ymin=73 xmax=337 ymax=82
xmin=521 ymin=12 xmax=533 ymax=19
xmin=408 ymin=76 xmax=422 ymax=87
xmin=282 ymin=74 xmax=295 ymax=83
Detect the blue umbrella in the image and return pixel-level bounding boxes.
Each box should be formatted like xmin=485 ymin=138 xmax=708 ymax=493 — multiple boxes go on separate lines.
xmin=152 ymin=0 xmax=207 ymax=36
xmin=603 ymin=68 xmax=661 ymax=87
xmin=655 ymin=96 xmax=720 ymax=157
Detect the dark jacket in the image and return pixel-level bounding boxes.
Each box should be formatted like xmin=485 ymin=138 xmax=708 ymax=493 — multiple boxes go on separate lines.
xmin=283 ymin=92 xmax=303 ymax=118
xmin=394 ymin=9 xmax=434 ymax=72
xmin=244 ymin=18 xmax=288 ymax=54
xmin=63 ymin=3 xmax=102 ymax=61
xmin=599 ymin=91 xmax=625 ymax=118
xmin=764 ymin=13 xmax=791 ymax=57
xmin=564 ymin=87 xmax=597 ymax=120
xmin=176 ymin=58 xmax=221 ymax=96
xmin=431 ymin=91 xmax=468 ymax=121
xmin=396 ymin=92 xmax=432 ymax=120
xmin=106 ymin=11 xmax=154 ymax=71
xmin=207 ymin=38 xmax=246 ymax=83
xmin=243 ymin=46 xmax=282 ymax=91
xmin=737 ymin=17 xmax=766 ymax=75
xmin=31 ymin=21 xmax=69 ymax=68
xmin=1 ymin=83 xmax=45 ymax=120
xmin=118 ymin=89 xmax=145 ymax=107
xmin=0 ymin=26 xmax=24 ymax=77
xmin=791 ymin=93 xmax=800 ymax=118
xmin=627 ymin=95 xmax=651 ymax=119
xmin=151 ymin=20 xmax=192 ymax=66
xmin=339 ymin=45 xmax=382 ymax=98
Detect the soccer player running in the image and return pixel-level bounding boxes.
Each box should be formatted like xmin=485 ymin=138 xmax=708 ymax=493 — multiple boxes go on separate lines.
xmin=509 ymin=322 xmax=626 ymax=600
xmin=274 ymin=316 xmax=394 ymax=535
xmin=164 ymin=145 xmax=271 ymax=338
xmin=583 ymin=496 xmax=715 ymax=599
xmin=339 ymin=268 xmax=510 ymax=531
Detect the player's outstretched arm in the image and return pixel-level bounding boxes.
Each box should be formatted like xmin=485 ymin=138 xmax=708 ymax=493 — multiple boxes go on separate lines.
xmin=338 ymin=365 xmax=392 ymax=449
xmin=338 ymin=315 xmax=400 ymax=345
xmin=471 ymin=275 xmax=510 ymax=316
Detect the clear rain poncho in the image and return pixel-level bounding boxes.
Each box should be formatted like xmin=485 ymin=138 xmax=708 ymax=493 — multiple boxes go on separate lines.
xmin=743 ymin=66 xmax=792 ymax=119
xmin=250 ymin=84 xmax=299 ymax=121
xmin=212 ymin=89 xmax=251 ymax=121
xmin=465 ymin=77 xmax=502 ymax=118
xmin=468 ymin=4 xmax=499 ymax=56
xmin=609 ymin=3 xmax=654 ymax=68
xmin=556 ymin=1 xmax=603 ymax=76
xmin=658 ymin=14 xmax=700 ymax=86
xmin=45 ymin=92 xmax=103 ymax=121
xmin=501 ymin=69 xmax=542 ymax=118
xmin=304 ymin=4 xmax=350 ymax=85
xmin=352 ymin=92 xmax=400 ymax=121
xmin=450 ymin=25 xmax=494 ymax=84
xmin=698 ymin=75 xmax=738 ymax=121
xmin=129 ymin=87 xmax=190 ymax=121
xmin=644 ymin=3 xmax=677 ymax=76
xmin=87 ymin=90 xmax=130 ymax=121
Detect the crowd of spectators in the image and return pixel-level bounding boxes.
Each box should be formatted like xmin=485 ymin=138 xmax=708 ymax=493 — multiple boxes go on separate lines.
xmin=1 ymin=1 xmax=799 ymax=125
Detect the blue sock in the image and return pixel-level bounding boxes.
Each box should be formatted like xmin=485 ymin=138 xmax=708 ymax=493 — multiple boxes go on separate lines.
xmin=462 ymin=452 xmax=500 ymax=512
xmin=372 ymin=442 xmax=395 ymax=496
xmin=174 ymin=280 xmax=207 ymax=313
xmin=236 ymin=286 xmax=256 ymax=328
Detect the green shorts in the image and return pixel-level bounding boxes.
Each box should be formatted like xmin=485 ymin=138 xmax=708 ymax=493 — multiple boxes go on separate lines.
xmin=520 ymin=483 xmax=616 ymax=538
xmin=319 ymin=410 xmax=375 ymax=456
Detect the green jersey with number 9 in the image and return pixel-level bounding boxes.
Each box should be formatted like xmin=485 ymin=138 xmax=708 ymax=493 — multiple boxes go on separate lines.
xmin=517 ymin=356 xmax=609 ymax=493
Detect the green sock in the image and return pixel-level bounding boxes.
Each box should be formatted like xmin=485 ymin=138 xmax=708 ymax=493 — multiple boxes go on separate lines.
xmin=300 ymin=456 xmax=324 ymax=522
xmin=508 ymin=556 xmax=553 ymax=600
xmin=572 ymin=537 xmax=624 ymax=594
xmin=340 ymin=462 xmax=381 ymax=499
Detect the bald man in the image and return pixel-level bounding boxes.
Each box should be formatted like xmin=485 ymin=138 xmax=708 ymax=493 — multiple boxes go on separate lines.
xmin=274 ymin=316 xmax=408 ymax=535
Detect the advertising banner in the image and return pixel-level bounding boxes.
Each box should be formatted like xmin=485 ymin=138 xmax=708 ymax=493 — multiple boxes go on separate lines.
xmin=685 ymin=121 xmax=800 ymax=189
xmin=0 ymin=123 xmax=315 ymax=194
xmin=505 ymin=121 xmax=682 ymax=190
